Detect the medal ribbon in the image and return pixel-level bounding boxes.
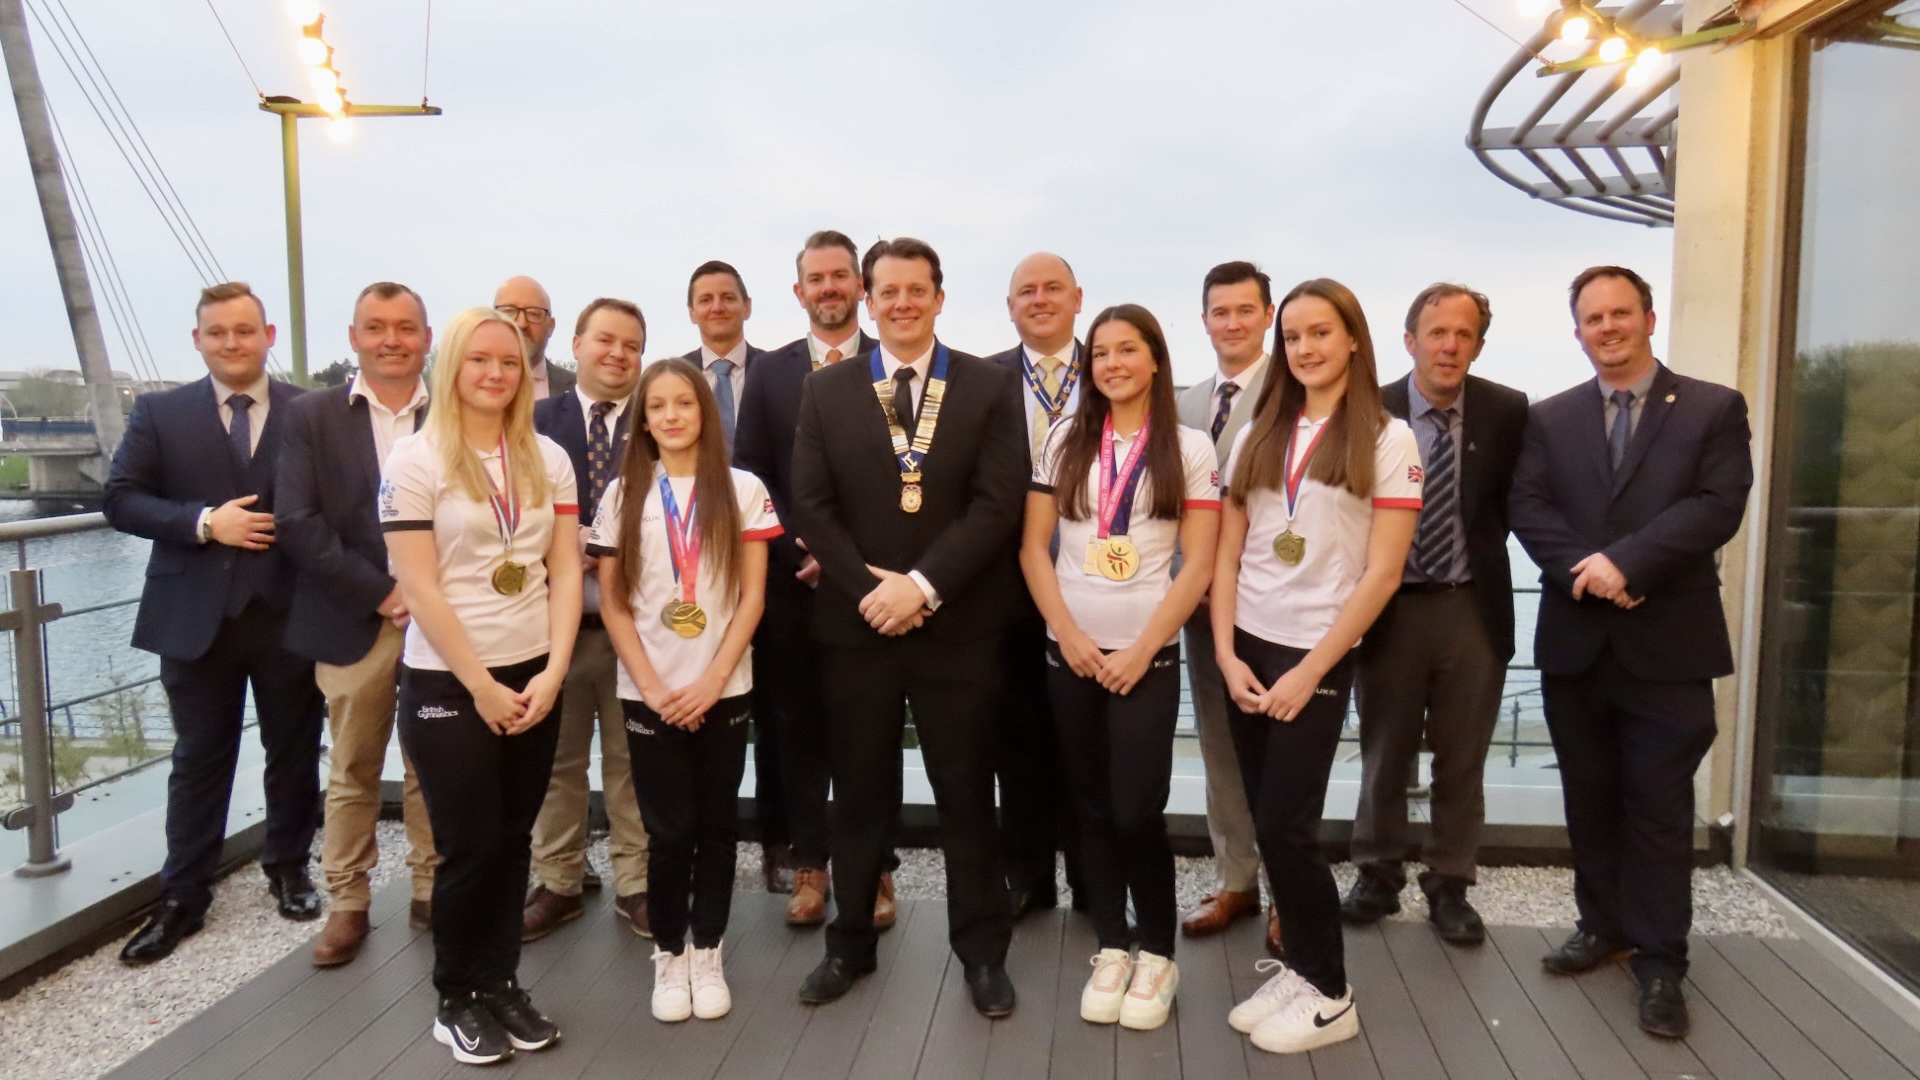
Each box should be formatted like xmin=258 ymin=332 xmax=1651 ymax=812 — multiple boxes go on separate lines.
xmin=482 ymin=434 xmax=521 ymax=557
xmin=1282 ymin=418 xmax=1329 ymax=525
xmin=1022 ymin=346 xmax=1081 ymax=427
xmin=657 ymin=475 xmax=701 ymax=604
xmin=1096 ymin=412 xmax=1151 ymax=540
xmin=869 ymin=343 xmax=950 ymax=476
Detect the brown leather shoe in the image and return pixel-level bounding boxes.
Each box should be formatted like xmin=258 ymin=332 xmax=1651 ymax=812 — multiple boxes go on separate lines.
xmin=311 ymin=909 xmax=370 ymax=967
xmin=1180 ymin=889 xmax=1259 ymax=937
xmin=874 ymin=872 xmax=897 ymax=930
xmin=787 ymin=868 xmax=829 ymax=926
xmin=613 ymin=891 xmax=652 ymax=938
xmin=521 ymin=885 xmax=584 ymax=942
xmin=1266 ymin=906 xmax=1285 ymax=959
xmin=409 ymin=900 xmax=431 ymax=931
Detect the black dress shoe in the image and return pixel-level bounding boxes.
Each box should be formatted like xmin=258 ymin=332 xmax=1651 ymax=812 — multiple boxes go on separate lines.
xmin=120 ymin=899 xmax=204 ymax=966
xmin=1542 ymin=929 xmax=1632 ymax=975
xmin=266 ymin=863 xmax=323 ymax=922
xmin=1009 ymin=884 xmax=1058 ymax=921
xmin=798 ymin=955 xmax=873 ymax=1005
xmin=964 ymin=963 xmax=1016 ymax=1018
xmin=1339 ymin=873 xmax=1402 ymax=924
xmin=1637 ymin=975 xmax=1690 ymax=1038
xmin=1423 ymin=881 xmax=1486 ymax=946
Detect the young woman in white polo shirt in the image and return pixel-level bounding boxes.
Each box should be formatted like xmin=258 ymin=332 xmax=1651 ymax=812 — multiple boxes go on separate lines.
xmin=1021 ymin=304 xmax=1220 ymax=1031
xmin=1213 ymin=279 xmax=1421 ymax=1055
xmin=380 ymin=306 xmax=582 ymax=1067
xmin=588 ymin=357 xmax=779 ymax=1023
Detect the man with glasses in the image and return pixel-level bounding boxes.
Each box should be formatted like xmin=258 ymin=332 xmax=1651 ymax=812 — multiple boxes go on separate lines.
xmin=494 ymin=276 xmax=577 ymax=401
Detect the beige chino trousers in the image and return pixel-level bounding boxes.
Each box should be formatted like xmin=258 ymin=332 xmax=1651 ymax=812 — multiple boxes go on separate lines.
xmin=529 ymin=627 xmax=650 ymax=896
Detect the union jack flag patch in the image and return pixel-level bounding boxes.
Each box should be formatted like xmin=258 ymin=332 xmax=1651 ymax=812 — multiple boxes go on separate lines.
xmin=764 ymin=498 xmax=776 ymax=514
xmin=1209 ymin=470 xmax=1219 ymax=488
xmin=1408 ymin=465 xmax=1424 ymax=484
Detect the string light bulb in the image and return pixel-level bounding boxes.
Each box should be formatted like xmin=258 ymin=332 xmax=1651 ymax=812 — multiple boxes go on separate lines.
xmin=296 ymin=35 xmax=328 ymax=67
xmin=284 ymin=0 xmax=320 ymax=26
xmin=305 ymin=65 xmax=338 ymax=93
xmin=1560 ymin=13 xmax=1592 ymax=42
xmin=317 ymin=88 xmax=344 ymax=115
xmin=1625 ymin=45 xmax=1664 ymax=86
xmin=1598 ymin=35 xmax=1630 ymax=63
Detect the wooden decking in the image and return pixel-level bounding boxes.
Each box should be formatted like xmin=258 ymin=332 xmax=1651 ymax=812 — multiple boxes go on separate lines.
xmin=105 ymin=882 xmax=1920 ymax=1080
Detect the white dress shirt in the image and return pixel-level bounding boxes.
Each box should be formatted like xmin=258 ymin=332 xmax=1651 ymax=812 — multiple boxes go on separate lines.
xmin=348 ymin=374 xmax=429 ymax=469
xmin=809 ymin=330 xmax=863 ymax=367
xmin=1019 ymin=341 xmax=1083 ymax=438
xmin=699 ymin=341 xmax=751 ymax=419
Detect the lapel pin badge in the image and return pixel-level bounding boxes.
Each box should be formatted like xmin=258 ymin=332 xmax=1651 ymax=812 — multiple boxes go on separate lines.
xmin=1665 ymin=393 xmax=1676 ymax=403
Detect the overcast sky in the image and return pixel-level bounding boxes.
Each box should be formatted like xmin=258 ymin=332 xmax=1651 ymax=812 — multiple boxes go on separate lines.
xmin=1 ymin=0 xmax=1671 ymax=396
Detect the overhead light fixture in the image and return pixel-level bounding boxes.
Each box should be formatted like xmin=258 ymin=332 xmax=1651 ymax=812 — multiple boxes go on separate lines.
xmin=284 ymin=0 xmax=321 ymax=27
xmin=1598 ymin=35 xmax=1630 ymax=63
xmin=1561 ymin=13 xmax=1592 ymax=42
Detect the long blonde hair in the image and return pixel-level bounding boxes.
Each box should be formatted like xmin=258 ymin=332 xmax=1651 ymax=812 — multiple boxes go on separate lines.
xmin=424 ymin=306 xmax=552 ymax=506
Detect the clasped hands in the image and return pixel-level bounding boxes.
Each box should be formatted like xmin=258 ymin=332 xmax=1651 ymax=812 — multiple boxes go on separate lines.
xmin=1057 ymin=627 xmax=1154 ymax=696
xmin=471 ymin=668 xmax=565 ymax=736
xmin=859 ymin=564 xmax=932 ymax=636
xmin=637 ymin=670 xmax=727 ymax=731
xmin=1570 ymin=552 xmax=1642 ymax=609
xmin=1219 ymin=653 xmax=1326 ymax=723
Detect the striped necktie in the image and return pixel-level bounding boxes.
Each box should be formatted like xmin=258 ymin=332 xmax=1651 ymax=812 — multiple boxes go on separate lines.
xmin=1410 ymin=407 xmax=1458 ymax=580
xmin=1030 ymin=354 xmax=1064 ymax=457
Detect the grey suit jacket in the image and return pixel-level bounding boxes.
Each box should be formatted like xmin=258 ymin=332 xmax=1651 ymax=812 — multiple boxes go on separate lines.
xmin=1176 ymin=356 xmax=1272 ymax=468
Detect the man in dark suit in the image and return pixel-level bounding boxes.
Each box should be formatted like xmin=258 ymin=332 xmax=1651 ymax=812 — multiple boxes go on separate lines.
xmin=523 ymin=298 xmax=652 ymax=941
xmin=791 ymin=237 xmax=1026 ymax=1017
xmin=494 ymin=275 xmax=576 ymax=401
xmin=680 ymin=260 xmax=764 ymax=456
xmin=734 ymin=230 xmax=884 ymax=925
xmin=1340 ymin=283 xmax=1529 ymax=946
xmin=980 ymin=251 xmax=1084 ymax=916
xmin=279 ymin=281 xmax=436 ymax=967
xmin=103 ymin=282 xmax=325 ymax=965
xmin=1510 ymin=265 xmax=1752 ymax=1039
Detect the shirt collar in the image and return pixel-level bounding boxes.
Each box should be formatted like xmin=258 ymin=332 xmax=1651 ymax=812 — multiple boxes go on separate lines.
xmin=213 ymin=371 xmax=272 ymax=407
xmin=809 ymin=330 xmax=862 ymax=364
xmin=1407 ymin=373 xmax=1463 ymax=421
xmin=575 ymin=384 xmax=629 ymax=424
xmin=1599 ymin=363 xmax=1659 ymax=403
xmin=700 ymin=341 xmax=750 ymax=369
xmin=878 ymin=341 xmax=936 ymax=379
xmin=1221 ymin=352 xmax=1269 ymax=393
xmin=347 ymin=373 xmax=429 ymax=414
xmin=1021 ymin=341 xmax=1078 ymax=369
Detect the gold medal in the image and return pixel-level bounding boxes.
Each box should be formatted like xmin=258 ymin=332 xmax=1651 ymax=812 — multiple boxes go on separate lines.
xmin=660 ymin=600 xmax=708 ymax=639
xmin=1273 ymin=530 xmax=1306 ymax=566
xmin=1097 ymin=536 xmax=1140 ymax=581
xmin=900 ymin=483 xmax=923 ymax=513
xmin=491 ymin=560 xmax=527 ymax=595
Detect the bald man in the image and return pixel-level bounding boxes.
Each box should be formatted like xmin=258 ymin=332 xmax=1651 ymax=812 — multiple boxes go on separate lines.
xmin=981 ymin=252 xmax=1085 ymax=917
xmin=494 ymin=276 xmax=578 ymax=400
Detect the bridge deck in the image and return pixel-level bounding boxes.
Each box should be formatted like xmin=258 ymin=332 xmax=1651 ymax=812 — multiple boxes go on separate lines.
xmin=102 ymin=884 xmax=1920 ymax=1080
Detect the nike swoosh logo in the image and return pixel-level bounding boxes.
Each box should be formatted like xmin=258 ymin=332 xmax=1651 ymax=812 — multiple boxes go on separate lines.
xmin=1314 ymin=1002 xmax=1354 ymax=1028
xmin=456 ymin=1027 xmax=481 ymax=1052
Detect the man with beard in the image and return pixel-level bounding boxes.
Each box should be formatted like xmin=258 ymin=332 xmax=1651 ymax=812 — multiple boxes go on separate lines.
xmin=681 ymin=261 xmax=763 ymax=453
xmin=735 ymin=230 xmax=891 ymax=921
xmin=494 ymin=276 xmax=577 ymax=401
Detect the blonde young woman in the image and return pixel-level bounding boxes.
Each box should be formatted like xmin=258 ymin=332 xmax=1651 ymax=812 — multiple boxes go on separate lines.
xmin=381 ymin=306 xmax=582 ymax=1066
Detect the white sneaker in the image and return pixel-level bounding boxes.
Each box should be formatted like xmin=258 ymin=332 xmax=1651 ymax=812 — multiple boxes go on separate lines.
xmin=1119 ymin=952 xmax=1179 ymax=1031
xmin=1249 ymin=983 xmax=1359 ymax=1054
xmin=1227 ymin=959 xmax=1309 ymax=1033
xmin=690 ymin=941 xmax=732 ymax=1019
xmin=1080 ymin=949 xmax=1132 ymax=1023
xmin=651 ymin=947 xmax=692 ymax=1022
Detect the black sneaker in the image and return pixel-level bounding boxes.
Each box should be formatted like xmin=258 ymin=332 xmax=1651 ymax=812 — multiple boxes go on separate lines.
xmin=1339 ymin=874 xmax=1401 ymax=924
xmin=481 ymin=981 xmax=560 ymax=1051
xmin=433 ymin=993 xmax=512 ymax=1066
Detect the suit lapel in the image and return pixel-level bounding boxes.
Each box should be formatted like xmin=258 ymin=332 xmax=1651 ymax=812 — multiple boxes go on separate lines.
xmin=1611 ymin=365 xmax=1678 ymax=499
xmin=345 ymin=390 xmax=382 ymax=495
xmin=1457 ymin=378 xmax=1489 ymax=524
xmin=195 ymin=377 xmax=241 ymax=496
xmin=1579 ymin=378 xmax=1612 ymax=495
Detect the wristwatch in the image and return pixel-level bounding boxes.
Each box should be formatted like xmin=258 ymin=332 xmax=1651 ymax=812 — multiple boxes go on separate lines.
xmin=199 ymin=514 xmax=214 ymax=543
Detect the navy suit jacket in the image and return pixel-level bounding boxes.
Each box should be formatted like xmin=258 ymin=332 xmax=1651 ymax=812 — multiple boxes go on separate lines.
xmin=1368 ymin=372 xmax=1530 ymax=662
xmin=790 ymin=343 xmax=1027 ymax=648
xmin=533 ymin=390 xmax=632 ymax=526
xmin=277 ymin=383 xmax=423 ymax=666
xmin=1509 ymin=363 xmax=1752 ymax=682
xmin=982 ymin=341 xmax=1081 ymax=624
xmin=735 ymin=331 xmax=877 ymax=595
xmin=103 ymin=375 xmax=304 ymax=661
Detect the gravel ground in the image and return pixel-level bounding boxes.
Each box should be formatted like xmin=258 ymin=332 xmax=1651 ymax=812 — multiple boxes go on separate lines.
xmin=2 ymin=824 xmax=1792 ymax=1080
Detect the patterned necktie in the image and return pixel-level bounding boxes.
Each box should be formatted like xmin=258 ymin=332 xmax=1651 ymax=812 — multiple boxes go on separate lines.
xmin=1609 ymin=389 xmax=1634 ymax=470
xmin=892 ymin=367 xmax=917 ymax=432
xmin=1211 ymin=382 xmax=1239 ymax=442
xmin=1411 ymin=407 xmax=1458 ymax=580
xmin=587 ymin=400 xmax=616 ymax=506
xmin=711 ymin=358 xmax=737 ymax=448
xmin=227 ymin=392 xmax=254 ymax=467
xmin=1030 ymin=354 xmax=1064 ymax=457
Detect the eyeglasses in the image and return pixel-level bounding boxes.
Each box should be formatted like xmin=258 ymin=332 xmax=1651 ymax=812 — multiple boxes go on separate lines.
xmin=495 ymin=305 xmax=551 ymax=322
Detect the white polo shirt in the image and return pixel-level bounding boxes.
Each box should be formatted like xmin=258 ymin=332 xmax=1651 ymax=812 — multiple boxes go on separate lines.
xmin=1223 ymin=415 xmax=1422 ymax=649
xmin=586 ymin=465 xmax=783 ymax=702
xmin=1032 ymin=420 xmax=1220 ymax=650
xmin=379 ymin=429 xmax=579 ymax=671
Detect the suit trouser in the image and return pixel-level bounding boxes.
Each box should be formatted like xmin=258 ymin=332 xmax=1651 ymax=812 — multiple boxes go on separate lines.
xmin=1047 ymin=641 xmax=1181 ymax=957
xmin=1351 ymin=587 xmax=1505 ymax=889
xmin=823 ymin=635 xmax=1012 ymax=969
xmin=751 ymin=600 xmax=830 ymax=868
xmin=157 ymin=599 xmax=324 ymax=917
xmin=1182 ymin=613 xmax=1261 ymax=893
xmin=315 ymin=621 xmax=436 ymax=909
xmin=528 ymin=626 xmax=650 ymax=896
xmin=624 ymin=695 xmax=751 ymax=952
xmin=1227 ymin=629 xmax=1355 ymax=999
xmin=399 ymin=656 xmax=561 ymax=998
xmin=1542 ymin=648 xmax=1715 ymax=982
xmin=997 ymin=614 xmax=1071 ymax=894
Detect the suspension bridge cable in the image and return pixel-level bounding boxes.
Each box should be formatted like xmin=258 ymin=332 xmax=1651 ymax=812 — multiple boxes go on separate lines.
xmin=49 ymin=102 xmax=165 ymax=390
xmin=201 ymin=0 xmax=265 ymax=100
xmin=421 ymin=0 xmax=434 ymax=103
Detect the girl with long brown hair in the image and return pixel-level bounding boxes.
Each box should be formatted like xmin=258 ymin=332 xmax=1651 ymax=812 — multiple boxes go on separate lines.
xmin=587 ymin=357 xmax=780 ymax=1023
xmin=1211 ymin=280 xmax=1422 ymax=1055
xmin=1020 ymin=304 xmax=1220 ymax=1032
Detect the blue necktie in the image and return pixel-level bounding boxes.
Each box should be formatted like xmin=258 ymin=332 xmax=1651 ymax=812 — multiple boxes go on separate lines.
xmin=1411 ymin=407 xmax=1457 ymax=580
xmin=711 ymin=359 xmax=736 ymax=449
xmin=1608 ymin=389 xmax=1634 ymax=471
xmin=1211 ymin=382 xmax=1239 ymax=442
xmin=228 ymin=392 xmax=254 ymax=468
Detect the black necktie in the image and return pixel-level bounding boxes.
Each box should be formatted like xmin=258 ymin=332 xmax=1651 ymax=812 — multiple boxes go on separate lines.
xmin=587 ymin=400 xmax=616 ymax=506
xmin=892 ymin=367 xmax=917 ymax=432
xmin=1609 ymin=389 xmax=1634 ymax=470
xmin=1211 ymin=382 xmax=1239 ymax=442
xmin=228 ymin=393 xmax=254 ymax=467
